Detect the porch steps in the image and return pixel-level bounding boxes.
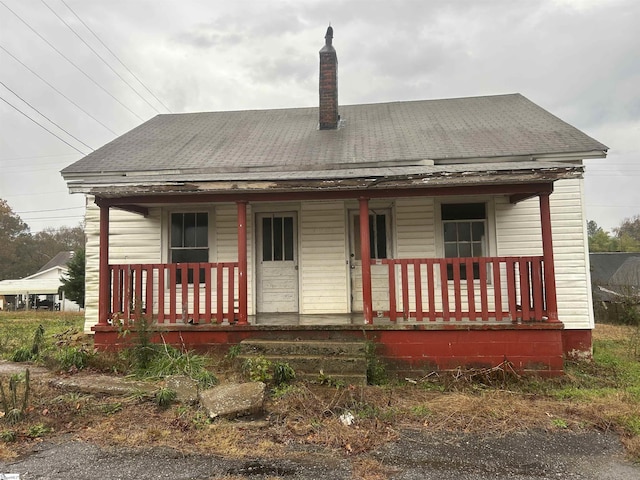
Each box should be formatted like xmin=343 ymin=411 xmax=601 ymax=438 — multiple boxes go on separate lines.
xmin=238 ymin=339 xmax=368 ymax=385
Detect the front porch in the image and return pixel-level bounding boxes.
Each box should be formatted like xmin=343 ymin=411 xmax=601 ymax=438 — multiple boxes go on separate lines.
xmin=90 ymin=184 xmax=570 ymax=375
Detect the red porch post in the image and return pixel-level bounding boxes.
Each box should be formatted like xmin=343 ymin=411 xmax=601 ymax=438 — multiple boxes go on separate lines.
xmin=540 ymin=193 xmax=559 ymax=322
xmin=98 ymin=202 xmax=110 ymax=325
xmin=359 ymin=197 xmax=373 ymax=323
xmin=236 ymin=201 xmax=248 ymax=324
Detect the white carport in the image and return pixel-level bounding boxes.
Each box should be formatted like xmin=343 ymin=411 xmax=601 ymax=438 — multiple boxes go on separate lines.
xmin=0 ymin=272 xmax=79 ymax=311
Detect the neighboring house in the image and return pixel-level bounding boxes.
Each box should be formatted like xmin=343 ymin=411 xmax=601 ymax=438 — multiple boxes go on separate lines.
xmin=61 ymin=28 xmax=607 ymax=375
xmin=0 ymin=251 xmax=80 ymax=311
xmin=590 ymin=253 xmax=640 ymax=323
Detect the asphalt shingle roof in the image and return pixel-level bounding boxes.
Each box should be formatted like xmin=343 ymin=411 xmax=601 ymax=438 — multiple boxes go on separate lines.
xmin=62 ymin=94 xmax=607 ymax=178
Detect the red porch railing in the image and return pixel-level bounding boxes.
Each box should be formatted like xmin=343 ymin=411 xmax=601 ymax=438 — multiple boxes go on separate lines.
xmin=376 ymin=256 xmax=549 ymax=322
xmin=108 ymin=262 xmax=238 ymax=324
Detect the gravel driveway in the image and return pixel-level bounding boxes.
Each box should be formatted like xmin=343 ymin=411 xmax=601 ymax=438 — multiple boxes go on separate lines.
xmin=1 ymin=429 xmax=638 ymax=479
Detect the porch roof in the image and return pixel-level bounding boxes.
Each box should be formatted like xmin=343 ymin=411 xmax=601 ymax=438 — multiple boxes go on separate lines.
xmin=62 ymin=93 xmax=607 ymax=191
xmin=69 ymin=160 xmax=583 ymax=197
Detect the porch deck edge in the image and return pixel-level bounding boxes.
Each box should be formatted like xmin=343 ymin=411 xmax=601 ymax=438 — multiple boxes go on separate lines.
xmin=92 ymin=321 xmax=563 ymax=333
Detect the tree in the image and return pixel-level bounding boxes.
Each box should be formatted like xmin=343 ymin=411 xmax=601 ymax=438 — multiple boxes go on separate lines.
xmin=613 ymin=215 xmax=640 ymax=252
xmin=588 ymin=217 xmax=640 ymax=253
xmin=61 ymin=248 xmax=85 ymax=308
xmin=0 ymin=199 xmax=32 ymax=280
xmin=587 ymin=220 xmax=616 ymax=252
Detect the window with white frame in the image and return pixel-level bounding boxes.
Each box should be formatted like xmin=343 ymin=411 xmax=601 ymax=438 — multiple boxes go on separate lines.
xmin=441 ymin=203 xmax=486 ymax=280
xmin=170 ymin=212 xmax=208 ymax=283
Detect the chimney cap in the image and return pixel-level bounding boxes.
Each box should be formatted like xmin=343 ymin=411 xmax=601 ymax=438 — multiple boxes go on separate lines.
xmin=321 ymin=25 xmax=335 ymax=53
xmin=325 ymin=25 xmax=333 ymax=44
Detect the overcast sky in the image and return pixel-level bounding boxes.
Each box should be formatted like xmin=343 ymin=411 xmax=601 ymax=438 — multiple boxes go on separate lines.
xmin=1 ymin=0 xmax=638 ymax=233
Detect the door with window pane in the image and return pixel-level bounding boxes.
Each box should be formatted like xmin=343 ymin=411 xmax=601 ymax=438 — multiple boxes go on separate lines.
xmin=348 ymin=210 xmax=391 ymax=313
xmin=256 ymin=213 xmax=298 ymax=313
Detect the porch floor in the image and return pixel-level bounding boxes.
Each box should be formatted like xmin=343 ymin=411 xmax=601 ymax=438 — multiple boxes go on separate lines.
xmin=222 ymin=313 xmax=559 ymax=330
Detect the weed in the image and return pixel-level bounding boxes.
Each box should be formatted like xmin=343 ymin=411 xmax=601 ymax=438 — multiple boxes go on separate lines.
xmin=101 ymin=402 xmax=123 ymax=415
xmin=27 ymin=423 xmax=52 ymax=438
xmin=271 ymin=383 xmax=300 ymax=399
xmin=0 ymin=369 xmax=30 ymax=425
xmin=551 ymin=418 xmax=568 ymax=429
xmin=154 ymin=387 xmax=177 ymax=408
xmin=135 ymin=344 xmax=218 ymax=388
xmin=225 ymin=345 xmax=241 ymax=361
xmin=191 ymin=410 xmax=212 ymax=429
xmin=316 ymin=370 xmax=345 ymax=388
xmin=243 ymin=356 xmax=273 ymax=383
xmin=116 ymin=301 xmax=159 ymax=370
xmin=365 ymin=341 xmax=387 ymax=385
xmin=0 ymin=430 xmax=16 ymax=442
xmin=410 ymin=404 xmax=432 ymax=418
xmin=10 ymin=347 xmax=33 ymax=363
xmin=273 ymin=362 xmax=295 ymax=386
xmin=55 ymin=346 xmax=92 ymax=371
xmin=10 ymin=325 xmax=45 ymax=363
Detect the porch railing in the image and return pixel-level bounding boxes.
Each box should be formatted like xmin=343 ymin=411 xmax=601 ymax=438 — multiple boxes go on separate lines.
xmin=108 ymin=262 xmax=238 ymax=324
xmin=375 ymin=256 xmax=548 ymax=322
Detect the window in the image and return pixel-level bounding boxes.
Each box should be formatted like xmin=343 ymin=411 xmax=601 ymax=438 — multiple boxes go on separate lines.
xmin=261 ymin=215 xmax=294 ymax=262
xmin=170 ymin=212 xmax=208 ymax=283
xmin=442 ymin=203 xmax=486 ymax=280
xmin=352 ymin=212 xmax=389 ymax=260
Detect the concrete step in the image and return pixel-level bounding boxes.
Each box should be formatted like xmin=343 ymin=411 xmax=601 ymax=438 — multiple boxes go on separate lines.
xmin=240 ymin=339 xmax=367 ymax=357
xmin=237 ymin=354 xmax=367 ymax=376
xmin=238 ymin=339 xmax=368 ymax=385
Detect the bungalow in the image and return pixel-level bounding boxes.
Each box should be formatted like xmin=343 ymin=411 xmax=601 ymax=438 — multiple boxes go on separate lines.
xmin=61 ymin=27 xmax=607 ymax=375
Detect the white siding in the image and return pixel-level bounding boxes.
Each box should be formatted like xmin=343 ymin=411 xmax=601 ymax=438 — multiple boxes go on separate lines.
xmin=495 ymin=179 xmax=593 ymax=329
xmin=299 ymin=201 xmax=348 ymax=313
xmin=395 ymin=197 xmax=436 ymax=258
xmin=84 ymin=198 xmax=162 ymax=333
xmin=550 ymin=179 xmax=593 ymax=329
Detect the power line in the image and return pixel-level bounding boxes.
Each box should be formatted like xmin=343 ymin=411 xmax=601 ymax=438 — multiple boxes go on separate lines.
xmin=60 ymin=0 xmax=172 ymax=113
xmin=1 ymin=81 xmax=94 ymax=152
xmin=0 ymin=152 xmax=78 ymax=161
xmin=0 ymin=95 xmax=88 ymax=155
xmin=21 ymin=213 xmax=84 ymax=220
xmin=0 ymin=0 xmax=145 ymax=121
xmin=40 ymin=0 xmax=161 ymax=115
xmin=16 ymin=206 xmax=84 ymax=214
xmin=0 ymin=44 xmax=119 ymax=136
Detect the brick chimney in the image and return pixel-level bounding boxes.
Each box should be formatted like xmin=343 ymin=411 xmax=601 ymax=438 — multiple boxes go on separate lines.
xmin=319 ymin=26 xmax=338 ymax=130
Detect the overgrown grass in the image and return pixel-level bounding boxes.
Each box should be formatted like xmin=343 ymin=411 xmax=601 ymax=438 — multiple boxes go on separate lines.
xmin=0 ymin=313 xmax=638 ymax=466
xmin=0 ymin=312 xmax=84 ymax=358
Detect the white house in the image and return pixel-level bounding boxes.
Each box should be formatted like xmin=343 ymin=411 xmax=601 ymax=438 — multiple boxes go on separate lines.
xmin=61 ymin=27 xmax=607 ymax=374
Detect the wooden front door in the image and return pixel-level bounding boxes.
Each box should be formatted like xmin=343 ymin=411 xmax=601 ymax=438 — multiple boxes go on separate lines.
xmin=348 ymin=210 xmax=391 ymax=314
xmin=256 ymin=212 xmax=299 ymax=313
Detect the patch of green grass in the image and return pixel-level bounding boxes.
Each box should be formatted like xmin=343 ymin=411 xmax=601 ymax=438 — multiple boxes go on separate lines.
xmin=0 ymin=312 xmax=84 ymax=361
xmin=131 ymin=344 xmax=218 ymax=389
xmin=27 ymin=423 xmax=52 ymax=438
xmin=154 ymin=387 xmax=177 ymax=408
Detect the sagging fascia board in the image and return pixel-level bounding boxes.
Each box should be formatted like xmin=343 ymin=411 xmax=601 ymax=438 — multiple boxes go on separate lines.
xmin=95 ymin=182 xmax=558 ymax=208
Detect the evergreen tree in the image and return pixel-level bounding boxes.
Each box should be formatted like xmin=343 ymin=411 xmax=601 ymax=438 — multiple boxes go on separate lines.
xmin=61 ymin=248 xmax=85 ymax=308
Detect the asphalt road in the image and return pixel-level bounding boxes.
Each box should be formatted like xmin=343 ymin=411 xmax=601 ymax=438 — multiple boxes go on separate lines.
xmin=1 ymin=430 xmax=638 ymax=479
